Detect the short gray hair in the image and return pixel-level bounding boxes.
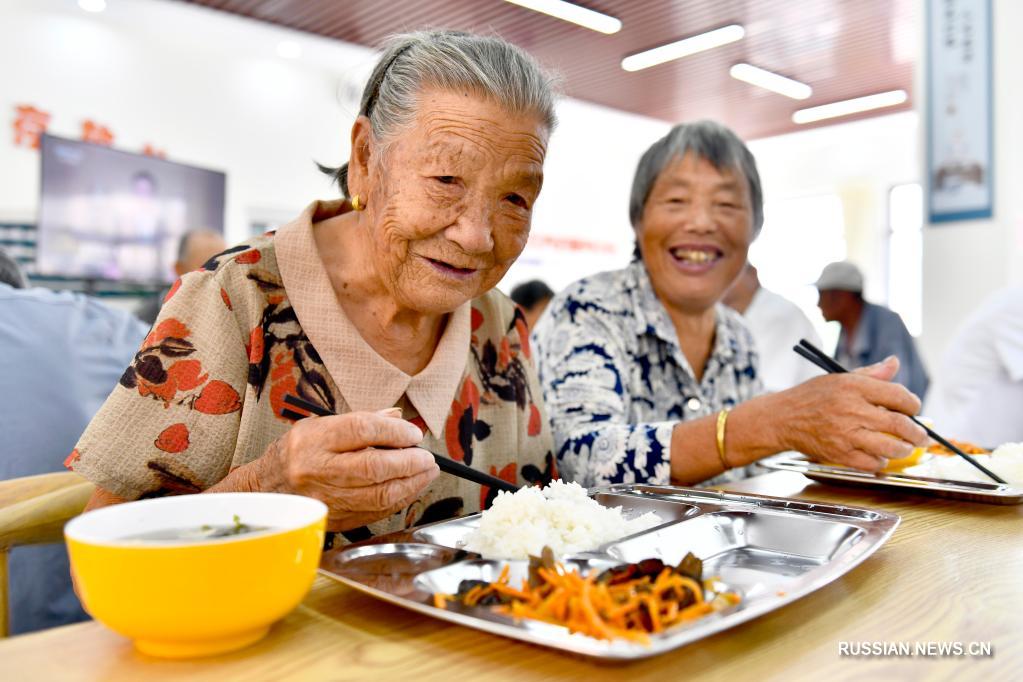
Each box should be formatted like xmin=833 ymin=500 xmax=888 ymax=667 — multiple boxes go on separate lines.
xmin=0 ymin=248 xmax=27 ymax=289
xmin=320 ymin=30 xmax=559 ymax=197
xmin=629 ymin=120 xmax=764 ymax=235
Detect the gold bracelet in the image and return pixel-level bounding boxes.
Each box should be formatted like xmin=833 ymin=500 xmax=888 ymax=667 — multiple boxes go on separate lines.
xmin=716 ymin=408 xmax=731 ymax=470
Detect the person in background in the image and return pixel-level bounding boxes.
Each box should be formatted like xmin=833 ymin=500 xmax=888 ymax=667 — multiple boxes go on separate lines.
xmin=0 ymin=248 xmax=29 ymax=288
xmin=136 ymin=229 xmax=227 ymax=324
xmin=0 ymin=250 xmax=148 ymax=634
xmin=924 ymin=287 xmax=1023 ymax=446
xmin=510 ymin=279 xmax=554 ymax=329
xmin=534 ymin=121 xmax=926 ymax=488
xmin=723 ymin=262 xmax=823 ymax=392
xmin=815 ymin=261 xmax=929 ymax=398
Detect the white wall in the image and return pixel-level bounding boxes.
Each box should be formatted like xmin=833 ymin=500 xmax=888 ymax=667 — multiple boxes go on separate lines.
xmin=0 ymin=0 xmax=371 ymax=244
xmin=744 ymin=112 xmax=920 ymax=351
xmin=919 ymin=0 xmax=1023 ymax=370
xmin=748 ymin=111 xmax=919 ymax=303
xmin=0 ymin=0 xmax=668 ymax=293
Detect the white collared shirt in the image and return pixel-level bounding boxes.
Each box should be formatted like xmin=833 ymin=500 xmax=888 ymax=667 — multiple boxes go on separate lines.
xmin=924 ymin=287 xmax=1023 ymax=447
xmin=741 ymin=287 xmax=824 ymax=392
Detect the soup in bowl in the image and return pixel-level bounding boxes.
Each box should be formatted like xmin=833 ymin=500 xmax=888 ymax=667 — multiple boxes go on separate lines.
xmin=65 ymin=492 xmax=327 ymax=658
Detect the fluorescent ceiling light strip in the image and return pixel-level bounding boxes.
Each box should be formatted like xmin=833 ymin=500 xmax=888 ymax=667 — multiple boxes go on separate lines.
xmin=503 ymin=0 xmax=621 ymax=34
xmin=730 ymin=63 xmax=812 ymax=100
xmin=622 ymin=24 xmax=745 ymax=72
xmin=792 ymin=90 xmax=908 ymax=124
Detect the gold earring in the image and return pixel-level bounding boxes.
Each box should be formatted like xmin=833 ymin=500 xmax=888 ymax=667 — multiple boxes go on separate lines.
xmin=351 ymin=194 xmax=363 ymax=211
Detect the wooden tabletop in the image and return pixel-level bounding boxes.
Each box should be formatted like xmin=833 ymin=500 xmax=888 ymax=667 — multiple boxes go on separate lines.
xmin=2 ymin=471 xmax=1021 ymax=681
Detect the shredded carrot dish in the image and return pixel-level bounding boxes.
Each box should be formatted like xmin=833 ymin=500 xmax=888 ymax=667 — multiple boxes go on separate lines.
xmin=433 ymin=552 xmax=740 ymax=645
xmin=927 ymin=440 xmax=988 ymax=456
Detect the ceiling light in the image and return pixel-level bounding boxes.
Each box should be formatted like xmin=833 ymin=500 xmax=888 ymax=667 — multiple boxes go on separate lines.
xmin=78 ymin=0 xmax=106 ymax=12
xmin=622 ymin=24 xmax=745 ymax=72
xmin=276 ymin=41 xmax=302 ymax=60
xmin=730 ymin=63 xmax=812 ymax=100
xmin=503 ymin=0 xmax=621 ymax=35
xmin=792 ymin=89 xmax=908 ymax=124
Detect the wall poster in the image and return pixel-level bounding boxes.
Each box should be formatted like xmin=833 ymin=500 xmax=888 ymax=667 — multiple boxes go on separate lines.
xmin=927 ymin=0 xmax=993 ymax=223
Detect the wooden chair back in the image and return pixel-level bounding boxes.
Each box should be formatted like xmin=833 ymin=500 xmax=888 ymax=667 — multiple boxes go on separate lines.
xmin=0 ymin=472 xmax=95 ymax=637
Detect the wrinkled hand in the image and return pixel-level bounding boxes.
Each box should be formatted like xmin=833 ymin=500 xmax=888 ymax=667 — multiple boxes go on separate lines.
xmin=774 ymin=356 xmax=928 ymax=471
xmin=257 ymin=408 xmax=439 ymax=531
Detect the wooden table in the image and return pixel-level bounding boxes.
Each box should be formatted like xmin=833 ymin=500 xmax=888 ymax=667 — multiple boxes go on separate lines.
xmin=2 ymin=472 xmax=1020 ymax=681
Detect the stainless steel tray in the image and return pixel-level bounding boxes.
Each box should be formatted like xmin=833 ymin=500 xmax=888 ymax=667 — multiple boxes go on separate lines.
xmin=762 ymin=453 xmax=1023 ymax=505
xmin=319 ymin=485 xmax=900 ymax=661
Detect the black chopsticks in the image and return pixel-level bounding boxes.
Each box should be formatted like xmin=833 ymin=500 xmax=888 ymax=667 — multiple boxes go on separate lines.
xmin=792 ymin=338 xmax=1007 ymax=485
xmin=282 ymin=393 xmax=521 ymax=494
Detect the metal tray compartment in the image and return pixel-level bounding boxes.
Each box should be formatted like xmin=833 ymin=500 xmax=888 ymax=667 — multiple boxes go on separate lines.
xmin=606 ymin=512 xmax=865 ymax=600
xmin=414 ymin=556 xmax=624 ymax=596
xmin=320 ymin=485 xmax=899 ymax=661
xmin=761 ymin=453 xmax=1023 ymax=504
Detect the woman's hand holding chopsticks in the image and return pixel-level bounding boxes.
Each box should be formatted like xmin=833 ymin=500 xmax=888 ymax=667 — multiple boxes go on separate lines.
xmin=791 ymin=339 xmax=1007 ymax=484
xmin=755 ymin=355 xmax=929 ymax=472
xmin=209 ymin=408 xmax=439 ymax=532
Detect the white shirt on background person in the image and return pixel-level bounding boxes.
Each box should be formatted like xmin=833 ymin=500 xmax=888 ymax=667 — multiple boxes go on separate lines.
xmin=924 ymin=287 xmax=1023 ymax=448
xmin=742 ymin=287 xmax=824 ymax=393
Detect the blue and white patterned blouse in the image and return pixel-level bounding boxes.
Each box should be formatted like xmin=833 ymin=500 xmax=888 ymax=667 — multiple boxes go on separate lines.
xmin=532 ymin=260 xmax=763 ymax=488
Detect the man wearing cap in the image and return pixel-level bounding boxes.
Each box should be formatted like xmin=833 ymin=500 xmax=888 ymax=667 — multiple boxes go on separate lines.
xmin=815 ymin=261 xmax=929 ymax=398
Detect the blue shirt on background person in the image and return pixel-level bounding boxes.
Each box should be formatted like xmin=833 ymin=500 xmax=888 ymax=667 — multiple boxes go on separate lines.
xmin=815 ymin=261 xmax=929 ymax=400
xmin=835 ymin=301 xmax=930 ymax=399
xmin=0 ymin=282 xmax=148 ymax=634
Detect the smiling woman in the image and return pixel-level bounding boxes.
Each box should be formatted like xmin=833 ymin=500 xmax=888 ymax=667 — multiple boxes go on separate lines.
xmin=68 ymin=30 xmax=559 ymax=542
xmin=533 ymin=120 xmax=929 ymax=488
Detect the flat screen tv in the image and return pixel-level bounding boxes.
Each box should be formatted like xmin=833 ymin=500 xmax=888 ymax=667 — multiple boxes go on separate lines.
xmin=37 ymin=134 xmax=226 ymax=283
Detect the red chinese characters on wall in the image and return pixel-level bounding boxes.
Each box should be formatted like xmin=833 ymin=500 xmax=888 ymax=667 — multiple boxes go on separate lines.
xmin=81 ymin=119 xmax=115 ymax=146
xmin=13 ymin=106 xmax=168 ymax=157
xmin=12 ymin=105 xmax=51 ymax=149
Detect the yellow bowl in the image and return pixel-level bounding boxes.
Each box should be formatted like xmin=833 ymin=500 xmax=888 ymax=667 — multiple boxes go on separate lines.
xmin=65 ymin=492 xmax=326 ymax=658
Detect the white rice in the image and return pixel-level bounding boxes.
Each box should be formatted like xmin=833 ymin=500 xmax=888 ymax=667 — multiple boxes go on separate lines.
xmin=903 ymin=442 xmax=1023 ymax=485
xmin=463 ymin=481 xmax=661 ymax=560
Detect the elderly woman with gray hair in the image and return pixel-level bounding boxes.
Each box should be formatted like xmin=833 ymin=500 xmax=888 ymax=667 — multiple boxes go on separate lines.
xmin=70 ymin=30 xmax=557 ymax=541
xmin=533 ymin=120 xmax=927 ymax=487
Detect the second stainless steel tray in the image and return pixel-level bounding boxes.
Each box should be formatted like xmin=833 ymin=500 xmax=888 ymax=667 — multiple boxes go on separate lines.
xmin=761 ymin=453 xmax=1023 ymax=505
xmin=319 ymin=484 xmax=900 ymax=661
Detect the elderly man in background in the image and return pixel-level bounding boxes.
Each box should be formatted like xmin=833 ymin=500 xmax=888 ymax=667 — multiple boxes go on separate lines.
xmin=136 ymin=228 xmax=226 ymax=324
xmin=723 ymin=262 xmax=823 ymax=392
xmin=0 ymin=249 xmax=148 ymax=633
xmin=925 ymin=286 xmax=1023 ymax=446
xmin=815 ymin=260 xmax=929 ymax=398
